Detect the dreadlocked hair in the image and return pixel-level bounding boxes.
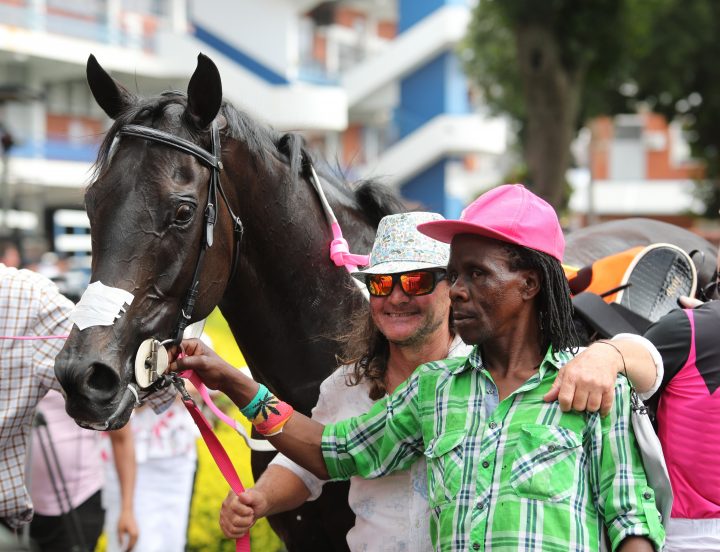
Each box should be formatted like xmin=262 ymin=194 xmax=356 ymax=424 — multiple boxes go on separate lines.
xmin=334 ymin=306 xmax=390 ymax=400
xmin=502 ymin=243 xmax=581 ymax=354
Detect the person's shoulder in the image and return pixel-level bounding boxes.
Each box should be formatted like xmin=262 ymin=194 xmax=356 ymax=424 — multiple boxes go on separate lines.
xmin=694 ymin=299 xmax=720 ymax=318
xmin=2 ymin=265 xmax=59 ymax=293
xmin=644 ymin=305 xmax=691 ymax=342
xmin=320 ymin=364 xmax=370 ymax=395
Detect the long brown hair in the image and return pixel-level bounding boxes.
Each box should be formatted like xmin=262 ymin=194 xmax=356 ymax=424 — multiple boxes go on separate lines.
xmin=335 ymin=307 xmax=390 ymax=401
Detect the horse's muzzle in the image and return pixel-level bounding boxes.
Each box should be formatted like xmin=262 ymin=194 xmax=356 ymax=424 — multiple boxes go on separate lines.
xmin=54 ymin=349 xmax=133 ymax=429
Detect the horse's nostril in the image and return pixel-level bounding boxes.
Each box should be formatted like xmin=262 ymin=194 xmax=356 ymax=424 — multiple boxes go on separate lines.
xmin=87 ymin=362 xmax=121 ymax=398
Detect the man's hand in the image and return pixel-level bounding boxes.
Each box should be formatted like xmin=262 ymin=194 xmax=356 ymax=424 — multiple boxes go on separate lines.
xmin=117 ymin=507 xmax=139 ymax=551
xmin=170 ymin=338 xmax=238 ymax=391
xmin=219 ymin=489 xmax=268 ymax=540
xmin=679 ymin=295 xmax=704 ymax=308
xmin=543 ymin=343 xmax=618 ymax=415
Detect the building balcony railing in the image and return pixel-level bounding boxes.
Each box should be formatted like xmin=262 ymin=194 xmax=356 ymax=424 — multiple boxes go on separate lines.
xmin=9 ymin=138 xmax=98 ymax=163
xmin=0 ymin=0 xmax=161 ymax=52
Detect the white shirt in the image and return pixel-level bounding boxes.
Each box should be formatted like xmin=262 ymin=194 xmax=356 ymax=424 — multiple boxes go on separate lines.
xmin=272 ymin=336 xmax=471 ymax=552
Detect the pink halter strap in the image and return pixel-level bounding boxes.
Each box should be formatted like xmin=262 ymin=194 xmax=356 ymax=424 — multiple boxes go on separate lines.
xmin=306 ymin=163 xmax=370 ymax=273
xmin=176 ymin=369 xmax=250 ymax=552
xmin=329 ymin=222 xmax=370 ymax=271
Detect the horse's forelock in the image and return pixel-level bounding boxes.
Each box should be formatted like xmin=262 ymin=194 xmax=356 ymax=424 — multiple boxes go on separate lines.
xmin=93 ymin=93 xmax=191 ymax=179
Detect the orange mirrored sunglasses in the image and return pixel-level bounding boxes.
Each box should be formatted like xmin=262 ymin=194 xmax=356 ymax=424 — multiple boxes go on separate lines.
xmin=366 ymin=270 xmax=446 ymax=297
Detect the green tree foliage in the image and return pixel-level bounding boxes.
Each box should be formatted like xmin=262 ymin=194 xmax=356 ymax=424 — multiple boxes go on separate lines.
xmin=461 ymin=0 xmax=666 ymax=209
xmin=624 ymin=0 xmax=720 ymax=216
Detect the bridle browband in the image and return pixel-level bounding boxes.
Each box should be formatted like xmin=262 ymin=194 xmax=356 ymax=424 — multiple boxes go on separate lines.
xmin=117 ymin=120 xmax=243 ymax=345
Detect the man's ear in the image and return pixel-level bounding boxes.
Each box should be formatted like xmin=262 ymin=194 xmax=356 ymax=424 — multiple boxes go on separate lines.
xmin=522 ymin=270 xmax=541 ymax=300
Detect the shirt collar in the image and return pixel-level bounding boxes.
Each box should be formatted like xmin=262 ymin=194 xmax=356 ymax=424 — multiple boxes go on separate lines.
xmin=451 ymin=344 xmax=567 ymax=376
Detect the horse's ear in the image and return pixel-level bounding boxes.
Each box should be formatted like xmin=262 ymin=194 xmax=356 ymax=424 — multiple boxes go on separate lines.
xmin=185 ymin=53 xmax=222 ymax=130
xmin=86 ymin=54 xmax=134 ymax=120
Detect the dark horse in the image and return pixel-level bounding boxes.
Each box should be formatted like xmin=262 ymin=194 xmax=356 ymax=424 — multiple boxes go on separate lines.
xmin=54 ymin=54 xmax=403 ymax=551
xmin=55 ymin=54 xmax=717 ymax=550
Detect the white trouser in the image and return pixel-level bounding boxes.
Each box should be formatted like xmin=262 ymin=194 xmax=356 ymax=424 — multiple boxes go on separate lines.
xmin=103 ymin=455 xmax=196 ymax=552
xmin=665 ymin=518 xmax=720 ymax=552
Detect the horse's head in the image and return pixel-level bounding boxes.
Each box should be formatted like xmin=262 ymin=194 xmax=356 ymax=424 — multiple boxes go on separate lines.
xmin=55 ymin=54 xmax=237 ymax=429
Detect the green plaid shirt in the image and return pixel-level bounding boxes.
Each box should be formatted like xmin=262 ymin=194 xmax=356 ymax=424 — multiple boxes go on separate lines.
xmin=322 ymin=346 xmax=665 ymax=551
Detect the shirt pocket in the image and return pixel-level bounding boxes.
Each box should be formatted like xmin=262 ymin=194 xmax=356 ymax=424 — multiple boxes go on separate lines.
xmin=424 ymin=429 xmax=466 ymax=507
xmin=509 ymin=424 xmax=582 ymax=502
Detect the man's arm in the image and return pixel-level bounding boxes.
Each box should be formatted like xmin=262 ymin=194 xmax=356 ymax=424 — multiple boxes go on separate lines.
xmin=174 ymin=338 xmax=424 ymax=482
xmin=544 ymin=335 xmax=661 ymax=415
xmin=220 ymin=466 xmax=311 ymax=539
xmin=219 ymin=369 xmax=350 ymax=539
xmin=32 ymin=275 xmax=74 ymax=394
xmin=108 ymin=424 xmax=139 ymax=551
xmin=591 ymin=380 xmax=665 ymax=551
xmin=617 ymin=536 xmax=655 ymax=552
xmin=174 ymin=339 xmax=334 ymax=479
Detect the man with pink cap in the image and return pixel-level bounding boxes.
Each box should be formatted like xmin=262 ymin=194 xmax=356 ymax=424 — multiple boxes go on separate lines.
xmin=174 ymin=185 xmax=665 ymax=551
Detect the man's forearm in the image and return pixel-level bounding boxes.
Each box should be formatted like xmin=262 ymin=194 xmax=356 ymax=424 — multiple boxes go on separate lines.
xmin=108 ymin=424 xmax=136 ymax=513
xmin=267 ymin=415 xmax=329 ymax=480
xmin=218 ymin=371 xmax=330 ymax=479
xmin=254 ymin=465 xmax=313 ymax=516
xmin=601 ymin=338 xmax=657 ymax=393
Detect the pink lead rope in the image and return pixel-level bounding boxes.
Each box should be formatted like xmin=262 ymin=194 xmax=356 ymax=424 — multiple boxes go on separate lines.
xmin=174 ymin=367 xmax=250 ymax=552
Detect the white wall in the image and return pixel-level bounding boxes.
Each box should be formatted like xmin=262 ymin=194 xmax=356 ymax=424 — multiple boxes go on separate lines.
xmin=189 ymin=0 xmax=300 ymax=78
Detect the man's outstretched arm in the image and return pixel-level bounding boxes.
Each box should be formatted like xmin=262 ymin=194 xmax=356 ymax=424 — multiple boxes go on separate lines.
xmin=174 ymin=338 xmax=329 ymax=478
xmin=544 ymin=334 xmax=661 ymax=415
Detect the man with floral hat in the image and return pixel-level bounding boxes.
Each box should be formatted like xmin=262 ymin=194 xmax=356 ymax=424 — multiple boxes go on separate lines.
xmin=220 ymin=211 xmax=466 ymax=551
xmin=177 ymin=189 xmax=665 ymax=551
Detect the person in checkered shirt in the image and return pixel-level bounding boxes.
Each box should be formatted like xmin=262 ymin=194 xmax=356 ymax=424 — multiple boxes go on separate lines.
xmin=0 ymin=264 xmax=169 ymax=550
xmin=1 ymin=265 xmax=79 ymax=546
xmin=178 ymin=185 xmax=667 ymax=552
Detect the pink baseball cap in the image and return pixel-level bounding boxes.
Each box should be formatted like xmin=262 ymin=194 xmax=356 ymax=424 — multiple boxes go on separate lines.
xmin=417 ymin=184 xmax=564 ymax=261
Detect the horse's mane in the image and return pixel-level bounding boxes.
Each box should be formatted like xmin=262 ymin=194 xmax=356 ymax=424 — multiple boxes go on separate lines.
xmin=93 ymin=92 xmax=403 ymax=226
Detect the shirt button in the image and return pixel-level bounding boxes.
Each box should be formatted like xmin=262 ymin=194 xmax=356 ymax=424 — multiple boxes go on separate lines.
xmin=476 ymin=500 xmax=486 ymax=510
xmin=489 ymin=421 xmax=497 ymax=429
xmin=643 ymin=491 xmax=652 ymax=500
xmin=482 ymin=461 xmax=490 ymax=468
xmin=473 ymin=543 xmax=481 ymax=550
xmin=548 ymin=444 xmax=557 ymax=452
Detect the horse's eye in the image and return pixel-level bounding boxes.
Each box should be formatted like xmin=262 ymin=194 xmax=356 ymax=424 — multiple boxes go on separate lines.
xmin=174 ymin=204 xmax=195 ymax=224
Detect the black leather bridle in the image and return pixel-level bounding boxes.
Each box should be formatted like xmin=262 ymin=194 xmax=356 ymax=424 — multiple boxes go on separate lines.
xmin=117 ymin=120 xmax=243 ymax=345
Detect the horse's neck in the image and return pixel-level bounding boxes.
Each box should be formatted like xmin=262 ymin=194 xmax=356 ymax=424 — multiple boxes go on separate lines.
xmin=220 ymin=173 xmax=373 ymax=413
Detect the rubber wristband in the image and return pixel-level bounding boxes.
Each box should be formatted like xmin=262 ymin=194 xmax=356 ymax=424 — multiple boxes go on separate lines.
xmin=240 ymin=383 xmax=269 ymax=420
xmin=252 ymin=398 xmax=294 ymax=436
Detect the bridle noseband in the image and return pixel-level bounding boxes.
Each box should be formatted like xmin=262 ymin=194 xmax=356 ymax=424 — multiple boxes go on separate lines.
xmin=117 ymin=120 xmax=243 ymax=345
